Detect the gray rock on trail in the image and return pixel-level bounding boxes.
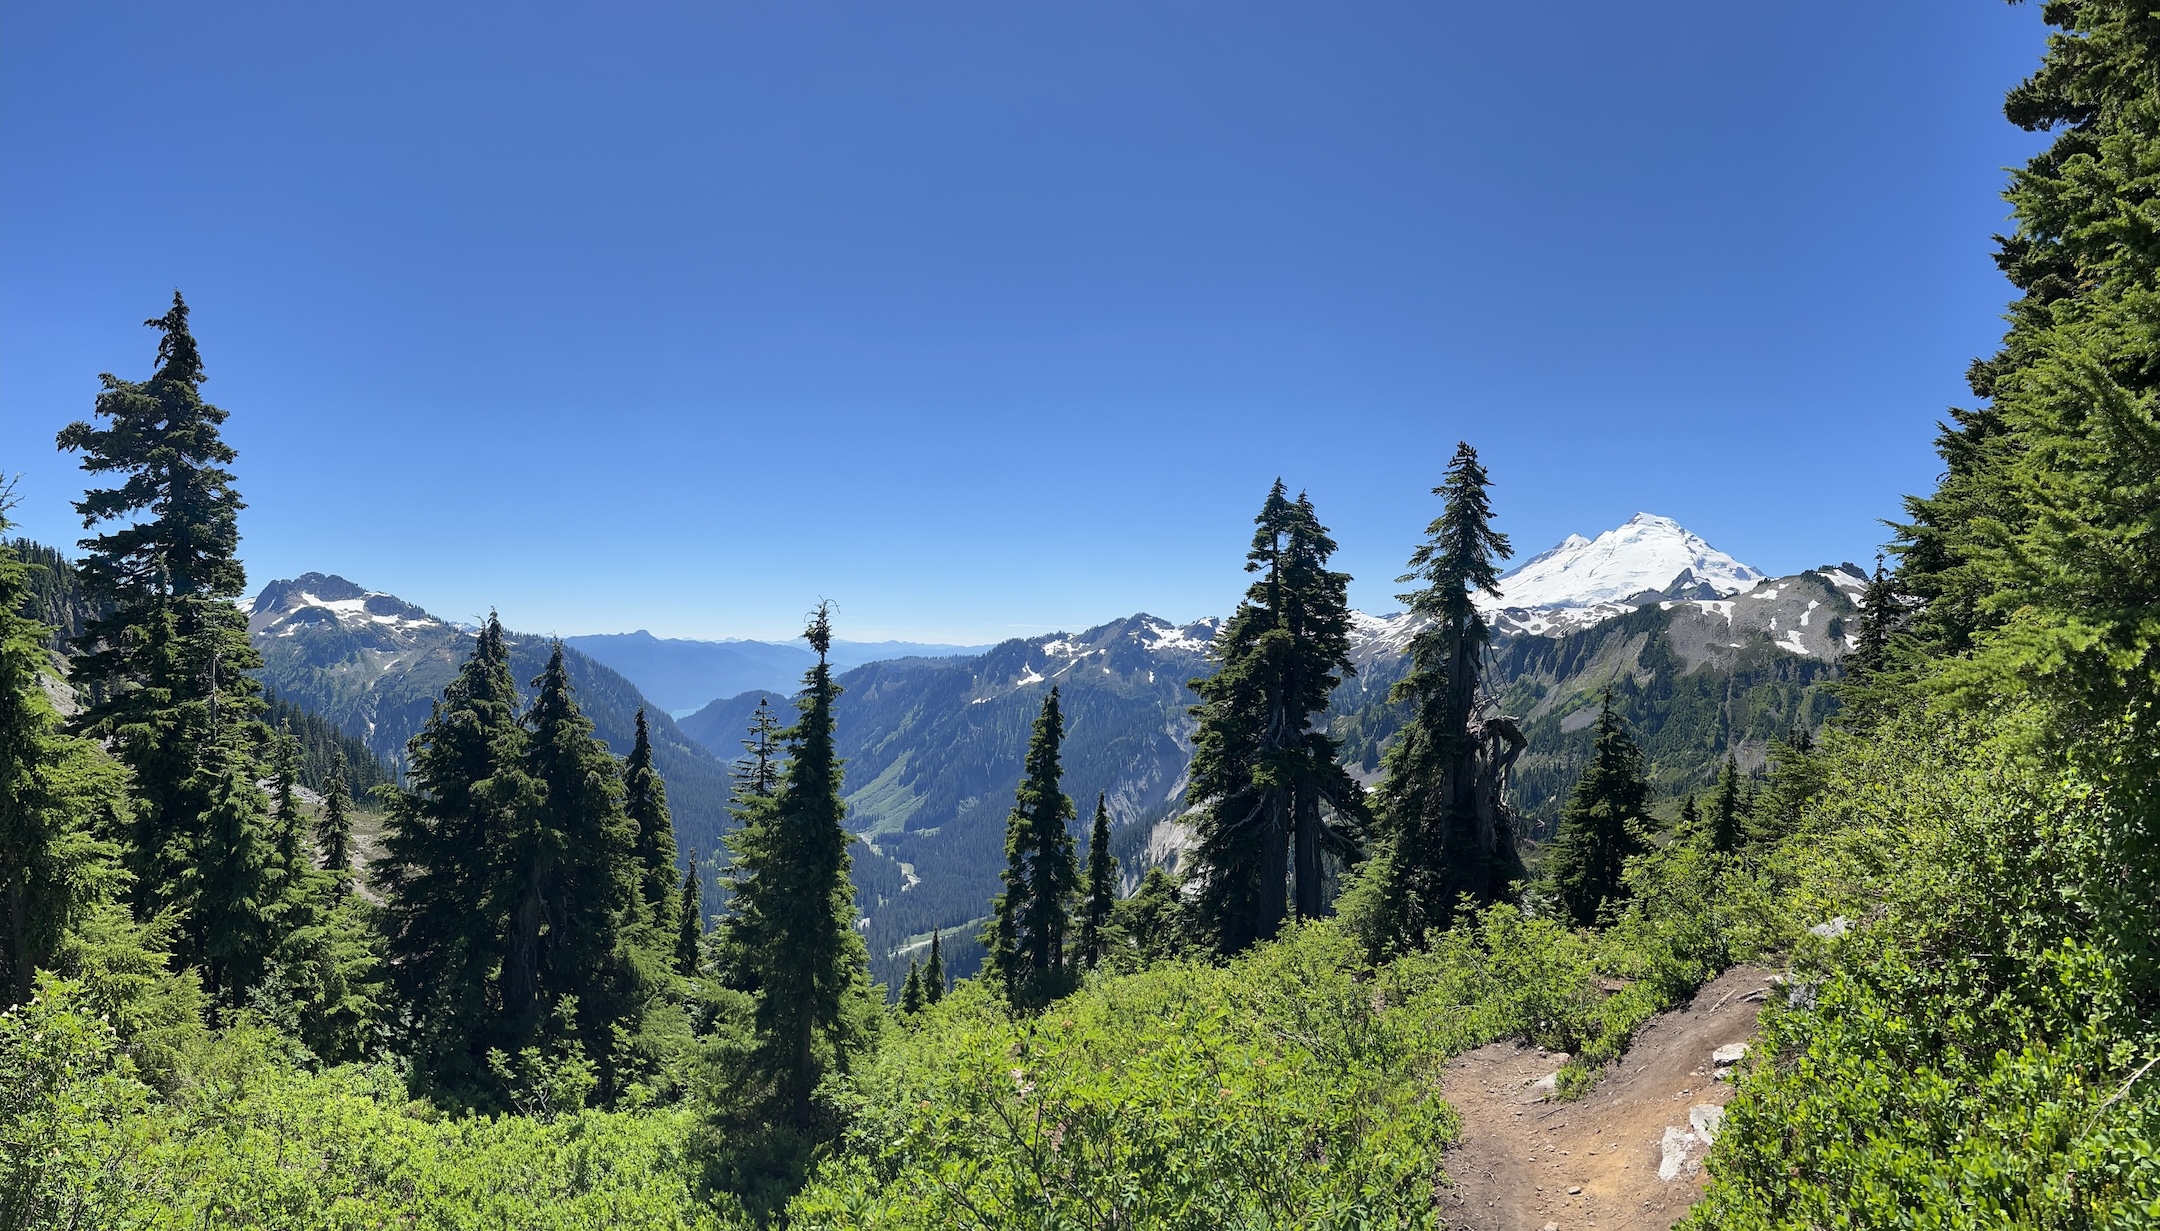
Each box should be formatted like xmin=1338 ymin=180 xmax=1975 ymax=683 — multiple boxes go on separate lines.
xmin=1659 ymin=1103 xmax=1728 ymax=1183
xmin=1659 ymin=1124 xmax=1703 ymax=1181
xmin=1521 ymin=1072 xmax=1559 ymax=1102
xmin=1712 ymin=1042 xmax=1749 ymax=1066
xmin=1689 ymin=1103 xmax=1725 ymax=1143
xmin=1808 ymin=916 xmax=1850 ymax=939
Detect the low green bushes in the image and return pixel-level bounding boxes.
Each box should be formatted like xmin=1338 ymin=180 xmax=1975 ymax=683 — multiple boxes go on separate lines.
xmin=1 ymin=976 xmax=724 ymax=1230
xmin=1686 ymin=714 xmax=2160 ymax=1229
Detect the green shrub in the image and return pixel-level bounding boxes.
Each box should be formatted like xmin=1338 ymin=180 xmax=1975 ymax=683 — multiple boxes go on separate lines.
xmin=1686 ymin=714 xmax=2160 ymax=1229
xmin=0 ymin=976 xmax=734 ymax=1230
xmin=791 ymin=925 xmax=1459 ymax=1229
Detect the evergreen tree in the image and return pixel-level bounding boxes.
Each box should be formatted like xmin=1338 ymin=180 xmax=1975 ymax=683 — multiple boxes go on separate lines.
xmin=923 ymin=931 xmax=944 ymax=1005
xmin=1845 ymin=554 xmax=1901 ymax=682
xmin=709 ymin=699 xmax=782 ymax=994
xmin=378 ymin=614 xmax=524 ymax=1091
xmin=733 ymin=698 xmax=784 ymax=799
xmin=1890 ymin=4 xmax=2159 ymax=757
xmin=676 ymin=853 xmax=703 ymax=976
xmin=1545 ymin=700 xmax=1650 ymax=928
xmin=1186 ymin=483 xmax=1367 ymax=954
xmin=54 ymin=293 xmax=275 ymax=982
xmin=1369 ymin=443 xmax=1519 ymax=948
xmin=0 ymin=505 xmax=132 ymax=1007
xmin=899 ymin=961 xmax=924 ymax=1014
xmin=316 ymin=749 xmax=353 ymax=896
xmin=184 ymin=738 xmax=275 ymax=1002
xmin=1104 ymin=867 xmax=1193 ymax=969
xmin=623 ymin=708 xmax=680 ymax=922
xmin=493 ymin=644 xmax=640 ymax=1071
xmin=1710 ymin=754 xmax=1743 ymax=854
xmin=984 ymin=687 xmax=1081 ymax=1010
xmin=1678 ymin=792 xmax=1700 ymax=834
xmin=721 ymin=604 xmax=872 ymax=1129
xmin=1755 ymin=726 xmax=1826 ymax=845
xmin=1077 ymin=792 xmax=1117 ymax=971
xmin=267 ymin=724 xmax=307 ymax=903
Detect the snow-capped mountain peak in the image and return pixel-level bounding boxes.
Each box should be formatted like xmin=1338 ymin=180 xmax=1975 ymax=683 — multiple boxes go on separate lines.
xmin=1486 ymin=513 xmax=1763 ymax=610
xmin=248 ymin=572 xmax=452 ymax=646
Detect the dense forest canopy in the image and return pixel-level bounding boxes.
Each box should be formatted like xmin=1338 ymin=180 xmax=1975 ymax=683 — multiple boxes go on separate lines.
xmin=4 ymin=4 xmax=2157 ymax=1227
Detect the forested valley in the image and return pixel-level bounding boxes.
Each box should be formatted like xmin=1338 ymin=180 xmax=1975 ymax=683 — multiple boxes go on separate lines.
xmin=4 ymin=5 xmax=2158 ymax=1227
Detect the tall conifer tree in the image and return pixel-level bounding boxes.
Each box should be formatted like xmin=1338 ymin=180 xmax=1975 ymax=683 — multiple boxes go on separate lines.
xmin=1370 ymin=443 xmax=1519 ymax=947
xmin=710 ymin=699 xmax=782 ymax=993
xmin=722 ymin=604 xmax=871 ymax=1128
xmin=0 ymin=510 xmax=133 ymax=1006
xmin=1710 ymin=754 xmax=1743 ymax=854
xmin=676 ymin=853 xmax=704 ymax=976
xmin=1843 ymin=555 xmax=1907 ymax=701
xmin=1078 ymin=792 xmax=1117 ymax=970
xmin=55 ymin=293 xmax=274 ymax=980
xmin=1545 ymin=700 xmax=1651 ymax=928
xmin=984 ymin=687 xmax=1081 ymax=1010
xmin=924 ymin=931 xmax=944 ymax=1005
xmin=1186 ymin=483 xmax=1367 ymax=954
xmin=267 ymin=725 xmax=307 ymax=903
xmin=493 ymin=644 xmax=639 ymax=1062
xmin=185 ymin=739 xmax=275 ymax=1001
xmin=378 ymin=614 xmax=524 ymax=1088
xmin=623 ymin=708 xmax=680 ymax=921
xmin=316 ymin=749 xmax=353 ymax=895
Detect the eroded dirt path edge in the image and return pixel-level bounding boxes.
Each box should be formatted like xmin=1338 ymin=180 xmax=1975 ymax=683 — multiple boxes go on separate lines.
xmin=1436 ymin=964 xmax=1778 ymax=1231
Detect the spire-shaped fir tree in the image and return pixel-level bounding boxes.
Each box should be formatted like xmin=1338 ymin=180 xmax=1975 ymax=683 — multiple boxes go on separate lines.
xmin=268 ymin=724 xmax=308 ymax=904
xmin=623 ymin=707 xmax=680 ymax=923
xmin=316 ymin=749 xmax=354 ymax=895
xmin=899 ymin=961 xmax=924 ymax=1014
xmin=378 ymin=613 xmax=525 ymax=1092
xmin=924 ymin=930 xmax=945 ymax=1005
xmin=721 ymin=605 xmax=873 ymax=1129
xmin=185 ymin=735 xmax=276 ymax=1002
xmin=984 ymin=686 xmax=1081 ymax=1011
xmin=676 ymin=853 xmax=704 ymax=976
xmin=1078 ymin=792 xmax=1117 ymax=971
xmin=1710 ymin=753 xmax=1743 ymax=854
xmin=1186 ymin=482 xmax=1367 ymax=954
xmin=1368 ymin=442 xmax=1520 ymax=950
xmin=493 ymin=644 xmax=641 ymax=1074
xmin=1545 ymin=699 xmax=1651 ymax=928
xmin=56 ymin=293 xmax=275 ymax=981
xmin=710 ymin=698 xmax=783 ymax=994
xmin=1846 ymin=554 xmax=1901 ymax=681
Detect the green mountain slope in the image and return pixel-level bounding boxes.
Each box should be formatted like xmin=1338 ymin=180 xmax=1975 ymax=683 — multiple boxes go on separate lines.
xmin=682 ymin=614 xmax=1218 ymax=987
xmin=248 ymin=574 xmax=738 ymax=901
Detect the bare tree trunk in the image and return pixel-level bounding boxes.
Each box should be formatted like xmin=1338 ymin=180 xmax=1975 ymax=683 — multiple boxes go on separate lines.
xmin=1293 ymin=788 xmax=1323 ymax=920
xmin=1257 ymin=789 xmax=1290 ymax=941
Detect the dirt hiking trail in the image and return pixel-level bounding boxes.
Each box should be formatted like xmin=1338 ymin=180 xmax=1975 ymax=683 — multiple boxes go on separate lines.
xmin=1438 ymin=964 xmax=1778 ymax=1231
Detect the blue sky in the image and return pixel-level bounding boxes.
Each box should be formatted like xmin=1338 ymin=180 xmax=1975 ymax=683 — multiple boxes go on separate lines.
xmin=2 ymin=2 xmax=2047 ymax=643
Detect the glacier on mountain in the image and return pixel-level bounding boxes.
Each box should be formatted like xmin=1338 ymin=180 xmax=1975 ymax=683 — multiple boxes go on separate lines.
xmin=1486 ymin=512 xmax=1764 ymax=609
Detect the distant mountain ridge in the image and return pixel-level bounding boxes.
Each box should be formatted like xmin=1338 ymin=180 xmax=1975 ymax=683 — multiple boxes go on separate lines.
xmin=249 ymin=516 xmax=1858 ymax=997
xmin=673 ymin=518 xmax=1857 ymax=991
xmin=248 ymin=573 xmax=739 ymax=906
xmin=564 ymin=630 xmax=989 ymax=714
xmin=681 ymin=613 xmax=1220 ymax=988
